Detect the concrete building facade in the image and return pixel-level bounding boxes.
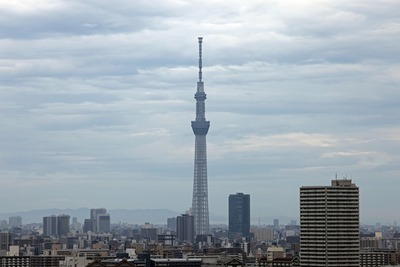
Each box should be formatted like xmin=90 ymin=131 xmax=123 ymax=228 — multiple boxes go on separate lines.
xmin=300 ymin=179 xmax=359 ymax=267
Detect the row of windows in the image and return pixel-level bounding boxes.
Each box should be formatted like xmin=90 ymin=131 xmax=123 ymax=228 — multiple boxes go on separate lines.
xmin=301 ymin=224 xmax=359 ymax=227
xmin=301 ymin=201 xmax=359 ymax=204
xmin=301 ymin=215 xmax=359 ymax=218
xmin=304 ymin=238 xmax=360 ymax=240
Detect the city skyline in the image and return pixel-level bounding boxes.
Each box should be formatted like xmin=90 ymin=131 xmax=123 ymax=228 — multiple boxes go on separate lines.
xmin=0 ymin=1 xmax=400 ymax=224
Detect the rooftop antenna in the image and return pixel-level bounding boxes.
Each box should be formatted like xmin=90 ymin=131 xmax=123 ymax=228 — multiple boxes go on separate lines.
xmin=198 ymin=37 xmax=203 ymax=82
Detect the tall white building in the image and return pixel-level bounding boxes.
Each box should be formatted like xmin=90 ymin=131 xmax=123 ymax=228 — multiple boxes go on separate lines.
xmin=300 ymin=179 xmax=359 ymax=267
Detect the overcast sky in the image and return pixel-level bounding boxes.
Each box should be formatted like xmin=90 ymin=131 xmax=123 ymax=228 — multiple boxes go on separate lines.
xmin=1 ymin=0 xmax=399 ymax=225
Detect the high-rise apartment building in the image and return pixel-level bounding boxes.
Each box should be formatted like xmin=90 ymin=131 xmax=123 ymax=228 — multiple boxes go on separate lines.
xmin=300 ymin=179 xmax=359 ymax=267
xmin=176 ymin=214 xmax=195 ymax=244
xmin=229 ymin=193 xmax=250 ymax=239
xmin=191 ymin=37 xmax=210 ymax=236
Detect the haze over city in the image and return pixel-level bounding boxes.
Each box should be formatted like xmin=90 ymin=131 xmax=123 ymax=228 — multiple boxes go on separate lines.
xmin=0 ymin=0 xmax=399 ymax=224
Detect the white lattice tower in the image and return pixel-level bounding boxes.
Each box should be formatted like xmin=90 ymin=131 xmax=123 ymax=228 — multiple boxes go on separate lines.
xmin=191 ymin=37 xmax=210 ymax=235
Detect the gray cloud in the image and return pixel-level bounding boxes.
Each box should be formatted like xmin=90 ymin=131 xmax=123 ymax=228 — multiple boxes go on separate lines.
xmin=0 ymin=0 xmax=399 ymax=224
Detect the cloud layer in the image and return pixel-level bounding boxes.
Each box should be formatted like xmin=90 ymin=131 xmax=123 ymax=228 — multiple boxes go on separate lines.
xmin=0 ymin=0 xmax=399 ymax=224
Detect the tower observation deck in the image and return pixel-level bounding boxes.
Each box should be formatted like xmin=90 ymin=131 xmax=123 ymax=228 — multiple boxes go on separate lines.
xmin=191 ymin=37 xmax=210 ymax=235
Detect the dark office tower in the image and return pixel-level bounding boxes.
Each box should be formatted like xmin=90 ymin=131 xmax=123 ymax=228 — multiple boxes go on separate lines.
xmin=43 ymin=215 xmax=58 ymax=236
xmin=57 ymin=214 xmax=70 ymax=236
xmin=83 ymin=219 xmax=93 ymax=233
xmin=229 ymin=193 xmax=250 ymax=239
xmin=90 ymin=208 xmax=106 ymax=232
xmin=176 ymin=214 xmax=195 ymax=244
xmin=97 ymin=214 xmax=111 ymax=233
xmin=191 ymin=37 xmax=210 ymax=236
xmin=300 ymin=179 xmax=360 ymax=267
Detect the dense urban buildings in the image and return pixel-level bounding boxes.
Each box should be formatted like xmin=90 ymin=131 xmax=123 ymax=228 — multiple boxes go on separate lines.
xmin=80 ymin=208 xmax=111 ymax=233
xmin=300 ymin=179 xmax=360 ymax=267
xmin=191 ymin=37 xmax=211 ymax=236
xmin=2 ymin=202 xmax=400 ymax=267
xmin=228 ymin=193 xmax=250 ymax=239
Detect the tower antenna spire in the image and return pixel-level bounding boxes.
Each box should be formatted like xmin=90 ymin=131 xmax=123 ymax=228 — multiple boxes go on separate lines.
xmin=198 ymin=37 xmax=203 ymax=82
xmin=191 ymin=37 xmax=210 ymax=236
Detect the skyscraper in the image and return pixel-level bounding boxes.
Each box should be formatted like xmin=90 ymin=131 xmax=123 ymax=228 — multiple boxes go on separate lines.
xmin=43 ymin=215 xmax=58 ymax=237
xmin=191 ymin=37 xmax=210 ymax=236
xmin=176 ymin=214 xmax=195 ymax=244
xmin=97 ymin=213 xmax=111 ymax=233
xmin=57 ymin=214 xmax=70 ymax=236
xmin=229 ymin=193 xmax=250 ymax=239
xmin=300 ymin=179 xmax=360 ymax=267
xmin=90 ymin=208 xmax=107 ymax=232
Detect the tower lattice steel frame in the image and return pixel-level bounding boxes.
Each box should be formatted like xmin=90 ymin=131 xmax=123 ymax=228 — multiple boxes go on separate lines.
xmin=191 ymin=37 xmax=210 ymax=235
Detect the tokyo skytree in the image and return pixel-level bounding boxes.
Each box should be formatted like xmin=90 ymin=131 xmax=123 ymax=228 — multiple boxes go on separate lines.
xmin=191 ymin=37 xmax=210 ymax=235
